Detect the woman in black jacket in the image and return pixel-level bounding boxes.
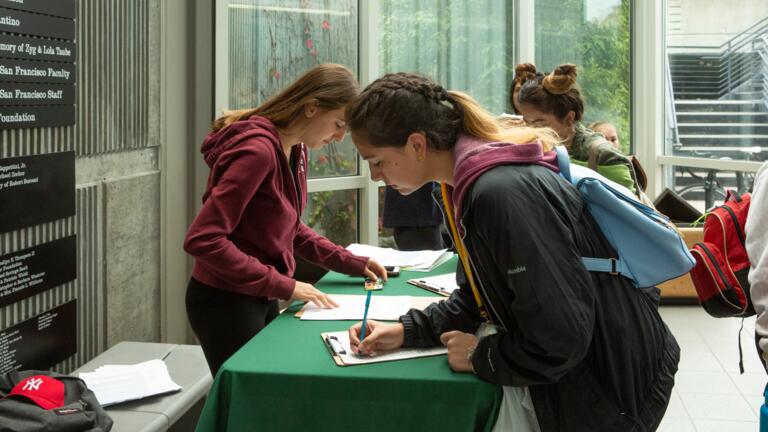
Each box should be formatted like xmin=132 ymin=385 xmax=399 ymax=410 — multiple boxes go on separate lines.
xmin=345 ymin=72 xmax=680 ymax=432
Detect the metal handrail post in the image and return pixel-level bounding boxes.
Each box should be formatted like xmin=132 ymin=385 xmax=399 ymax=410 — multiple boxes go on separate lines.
xmin=726 ymin=41 xmax=733 ymax=95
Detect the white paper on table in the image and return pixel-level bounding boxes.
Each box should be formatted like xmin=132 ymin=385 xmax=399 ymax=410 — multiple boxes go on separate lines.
xmin=79 ymin=359 xmax=182 ymax=406
xmin=346 ymin=243 xmax=453 ymax=271
xmin=324 ymin=331 xmax=447 ymax=365
xmin=300 ymin=294 xmax=412 ymax=321
xmin=414 ymin=251 xmax=454 ymax=272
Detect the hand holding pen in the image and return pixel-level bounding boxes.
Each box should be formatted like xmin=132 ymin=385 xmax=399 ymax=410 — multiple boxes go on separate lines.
xmin=349 ymin=278 xmax=404 ymax=355
xmin=348 ymin=320 xmax=405 ymax=356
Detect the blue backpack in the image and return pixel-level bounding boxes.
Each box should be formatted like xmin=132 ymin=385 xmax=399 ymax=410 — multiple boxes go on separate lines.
xmin=555 ymin=146 xmax=695 ymax=288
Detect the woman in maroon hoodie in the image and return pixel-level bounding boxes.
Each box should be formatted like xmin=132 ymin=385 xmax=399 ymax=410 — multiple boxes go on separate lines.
xmin=344 ymin=73 xmax=679 ymax=431
xmin=184 ymin=64 xmax=386 ymax=375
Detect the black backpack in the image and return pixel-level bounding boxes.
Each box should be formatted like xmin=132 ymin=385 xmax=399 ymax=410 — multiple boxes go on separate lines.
xmin=0 ymin=370 xmax=113 ymax=432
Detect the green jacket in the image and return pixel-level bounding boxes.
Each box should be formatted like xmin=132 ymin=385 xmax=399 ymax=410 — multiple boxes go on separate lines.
xmin=569 ymin=123 xmax=637 ymax=194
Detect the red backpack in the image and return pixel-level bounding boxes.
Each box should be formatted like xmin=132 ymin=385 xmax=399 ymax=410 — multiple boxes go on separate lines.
xmin=690 ymin=191 xmax=754 ymax=318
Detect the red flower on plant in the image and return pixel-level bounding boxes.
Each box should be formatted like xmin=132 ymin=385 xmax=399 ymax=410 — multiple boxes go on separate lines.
xmin=317 ymin=155 xmax=329 ymax=164
xmin=322 ymin=20 xmax=330 ymax=30
xmin=306 ymin=39 xmax=314 ymax=50
xmin=269 ymin=67 xmax=281 ymax=80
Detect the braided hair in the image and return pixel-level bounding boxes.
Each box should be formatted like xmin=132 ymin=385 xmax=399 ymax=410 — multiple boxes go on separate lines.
xmin=346 ymin=72 xmax=561 ymax=151
xmin=345 ymin=72 xmax=464 ymax=151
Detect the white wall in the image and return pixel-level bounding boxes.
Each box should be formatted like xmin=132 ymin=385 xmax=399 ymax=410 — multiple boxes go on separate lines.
xmin=668 ymin=0 xmax=768 ymax=47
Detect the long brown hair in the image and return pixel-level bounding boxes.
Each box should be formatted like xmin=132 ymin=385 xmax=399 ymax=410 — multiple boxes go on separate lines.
xmin=518 ymin=63 xmax=585 ymax=122
xmin=346 ymin=72 xmax=559 ymax=152
xmin=211 ymin=63 xmax=359 ymax=132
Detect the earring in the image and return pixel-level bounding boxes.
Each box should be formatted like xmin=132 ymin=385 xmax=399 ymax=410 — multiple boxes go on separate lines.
xmin=417 ymin=154 xmax=425 ymax=162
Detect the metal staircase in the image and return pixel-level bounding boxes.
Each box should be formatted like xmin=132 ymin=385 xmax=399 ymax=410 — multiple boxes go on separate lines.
xmin=668 ymin=17 xmax=768 ymax=159
xmin=667 ymin=18 xmax=768 ymax=201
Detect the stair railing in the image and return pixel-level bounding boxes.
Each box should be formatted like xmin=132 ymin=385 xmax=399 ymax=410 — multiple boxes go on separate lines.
xmin=757 ymin=35 xmax=768 ymax=111
xmin=669 ymin=16 xmax=768 ymax=97
xmin=719 ymin=17 xmax=768 ymax=94
xmin=665 ymin=59 xmax=680 ymax=149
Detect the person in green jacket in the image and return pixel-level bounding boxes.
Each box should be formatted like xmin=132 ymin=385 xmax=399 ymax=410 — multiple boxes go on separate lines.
xmin=515 ymin=63 xmax=641 ymax=196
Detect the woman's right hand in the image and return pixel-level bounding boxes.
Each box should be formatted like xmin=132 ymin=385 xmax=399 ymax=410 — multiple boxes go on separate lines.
xmin=290 ymin=281 xmax=338 ymax=309
xmin=348 ymin=320 xmax=405 ymax=355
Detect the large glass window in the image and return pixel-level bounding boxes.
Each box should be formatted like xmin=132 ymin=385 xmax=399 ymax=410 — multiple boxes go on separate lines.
xmin=225 ymin=0 xmax=359 ymax=178
xmin=535 ymin=0 xmax=632 ymax=153
xmin=664 ymin=1 xmax=768 ymax=206
xmin=220 ymin=0 xmax=362 ymax=245
xmin=304 ymin=190 xmax=359 ymax=245
xmin=215 ymin=1 xmax=643 ymax=246
xmin=376 ymin=0 xmax=514 ymax=246
xmin=379 ymin=0 xmax=514 ymax=115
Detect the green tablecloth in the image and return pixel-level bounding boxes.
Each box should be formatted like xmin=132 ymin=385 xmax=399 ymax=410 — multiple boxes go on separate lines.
xmin=194 ymin=258 xmax=502 ymax=432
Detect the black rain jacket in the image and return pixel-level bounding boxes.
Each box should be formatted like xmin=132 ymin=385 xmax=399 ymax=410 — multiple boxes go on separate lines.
xmin=401 ymin=160 xmax=680 ymax=432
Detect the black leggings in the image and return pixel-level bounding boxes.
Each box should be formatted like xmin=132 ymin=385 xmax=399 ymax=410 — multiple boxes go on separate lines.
xmin=186 ymin=277 xmax=279 ymax=376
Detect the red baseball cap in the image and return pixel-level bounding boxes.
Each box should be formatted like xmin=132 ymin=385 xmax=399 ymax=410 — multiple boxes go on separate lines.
xmin=7 ymin=375 xmax=65 ymax=410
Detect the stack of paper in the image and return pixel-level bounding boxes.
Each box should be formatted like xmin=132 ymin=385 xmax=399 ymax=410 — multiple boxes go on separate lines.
xmin=407 ymin=273 xmax=459 ymax=297
xmin=346 ymin=243 xmax=453 ymax=272
xmin=79 ymin=359 xmax=182 ymax=406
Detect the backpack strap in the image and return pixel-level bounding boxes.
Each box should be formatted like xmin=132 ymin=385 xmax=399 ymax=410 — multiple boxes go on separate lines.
xmin=554 ymin=146 xmax=571 ymax=181
xmin=555 ymin=145 xmax=631 ymax=279
xmin=581 ymin=257 xmax=630 ymax=277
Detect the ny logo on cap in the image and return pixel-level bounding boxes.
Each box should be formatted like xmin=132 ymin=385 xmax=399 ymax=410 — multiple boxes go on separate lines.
xmin=8 ymin=375 xmax=66 ymax=410
xmin=22 ymin=377 xmax=44 ymax=391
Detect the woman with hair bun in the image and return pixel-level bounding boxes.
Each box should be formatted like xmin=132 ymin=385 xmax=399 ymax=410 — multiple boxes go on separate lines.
xmin=509 ymin=63 xmax=541 ymax=115
xmin=516 ymin=63 xmax=642 ymax=196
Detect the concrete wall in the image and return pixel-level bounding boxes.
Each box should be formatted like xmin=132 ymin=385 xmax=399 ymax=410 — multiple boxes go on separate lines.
xmin=0 ymin=0 xmax=202 ymax=372
xmin=668 ymin=0 xmax=768 ymax=47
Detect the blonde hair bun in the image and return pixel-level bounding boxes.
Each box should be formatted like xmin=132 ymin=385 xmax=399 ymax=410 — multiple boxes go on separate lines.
xmin=542 ymin=63 xmax=578 ymax=95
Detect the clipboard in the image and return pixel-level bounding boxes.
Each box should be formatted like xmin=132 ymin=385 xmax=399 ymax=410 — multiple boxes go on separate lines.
xmin=295 ymin=295 xmax=440 ymax=319
xmin=321 ymin=331 xmax=447 ymax=367
xmin=407 ymin=280 xmax=451 ymax=297
xmin=406 ymin=273 xmax=459 ymax=297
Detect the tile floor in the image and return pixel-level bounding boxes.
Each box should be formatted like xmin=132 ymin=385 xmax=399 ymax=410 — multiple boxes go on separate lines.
xmin=658 ymin=306 xmax=764 ymax=431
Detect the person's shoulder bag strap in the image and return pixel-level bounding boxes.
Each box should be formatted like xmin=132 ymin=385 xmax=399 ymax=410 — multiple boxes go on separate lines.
xmin=440 ymin=183 xmax=490 ymax=322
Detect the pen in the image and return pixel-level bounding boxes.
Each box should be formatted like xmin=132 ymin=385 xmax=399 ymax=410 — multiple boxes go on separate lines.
xmin=360 ymin=289 xmax=373 ymax=341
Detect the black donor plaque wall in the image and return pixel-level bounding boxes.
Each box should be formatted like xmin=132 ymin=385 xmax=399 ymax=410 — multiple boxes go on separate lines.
xmin=0 ymin=0 xmax=77 ymax=129
xmin=0 ymin=236 xmax=77 ymax=308
xmin=0 ymin=151 xmax=75 ymax=233
xmin=0 ymin=300 xmax=77 ymax=373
